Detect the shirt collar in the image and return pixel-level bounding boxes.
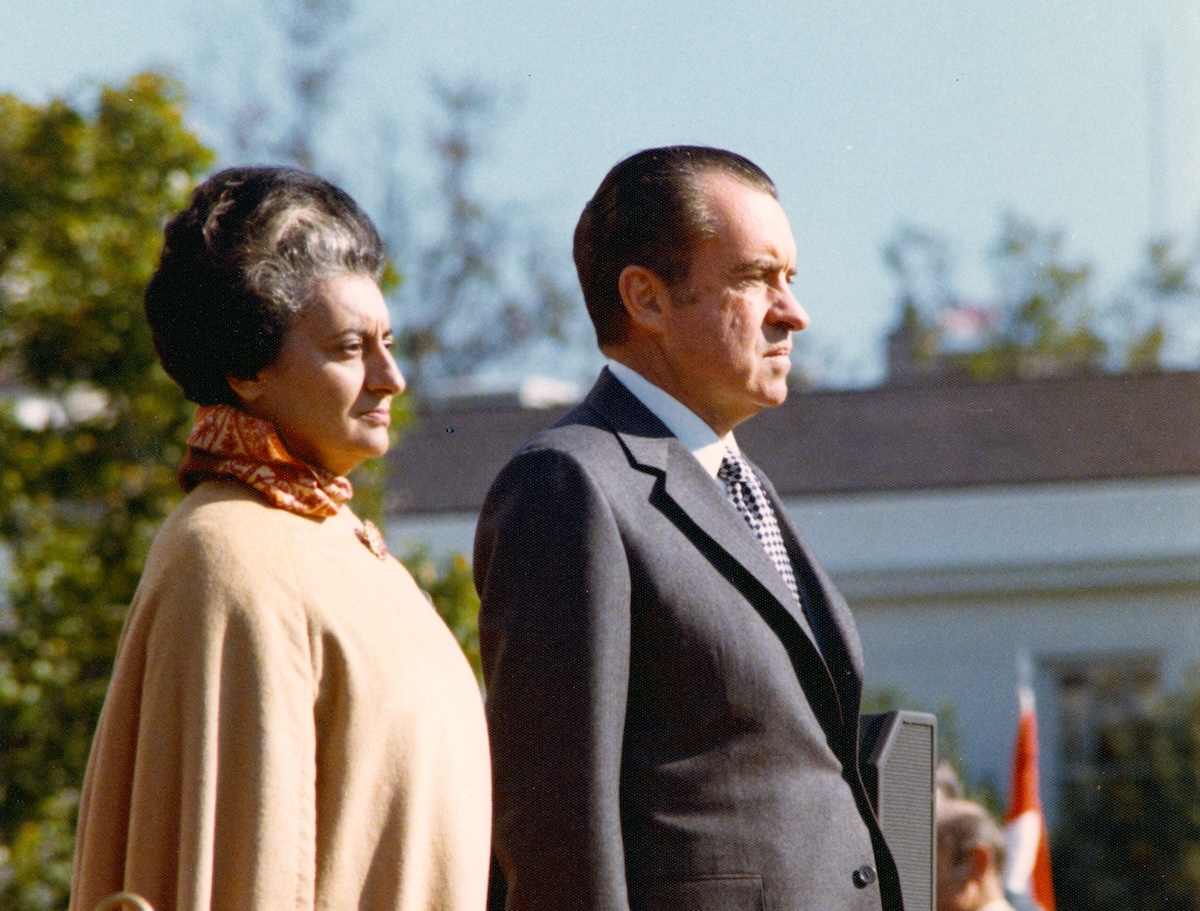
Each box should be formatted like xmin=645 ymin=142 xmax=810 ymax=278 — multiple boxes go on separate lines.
xmin=606 ymin=360 xmax=737 ymax=479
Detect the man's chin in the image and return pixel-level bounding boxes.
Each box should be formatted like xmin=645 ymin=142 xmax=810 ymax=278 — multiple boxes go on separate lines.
xmin=760 ymin=381 xmax=791 ymax=408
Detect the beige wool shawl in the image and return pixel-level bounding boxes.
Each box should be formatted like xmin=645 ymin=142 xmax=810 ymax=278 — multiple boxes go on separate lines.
xmin=71 ymin=480 xmax=491 ymax=911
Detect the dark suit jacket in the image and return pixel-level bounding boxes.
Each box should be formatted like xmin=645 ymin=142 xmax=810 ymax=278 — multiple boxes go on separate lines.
xmin=475 ymin=369 xmax=903 ymax=911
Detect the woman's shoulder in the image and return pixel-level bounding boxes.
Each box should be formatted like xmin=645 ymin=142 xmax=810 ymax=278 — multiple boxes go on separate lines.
xmin=147 ymin=479 xmax=413 ymax=602
xmin=157 ymin=479 xmax=307 ymax=552
xmin=140 ymin=480 xmax=311 ymax=599
xmin=111 ymin=482 xmax=322 ymax=675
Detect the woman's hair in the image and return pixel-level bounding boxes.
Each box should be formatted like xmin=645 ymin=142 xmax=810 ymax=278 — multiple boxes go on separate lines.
xmin=144 ymin=166 xmax=386 ymax=405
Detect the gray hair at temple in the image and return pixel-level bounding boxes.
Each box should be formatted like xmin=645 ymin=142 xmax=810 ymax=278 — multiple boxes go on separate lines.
xmin=144 ymin=165 xmax=385 ymax=406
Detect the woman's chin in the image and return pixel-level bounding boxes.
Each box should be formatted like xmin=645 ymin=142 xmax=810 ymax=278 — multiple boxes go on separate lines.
xmin=345 ymin=436 xmax=392 ymax=473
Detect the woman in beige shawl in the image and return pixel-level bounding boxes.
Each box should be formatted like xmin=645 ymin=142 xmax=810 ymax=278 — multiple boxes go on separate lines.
xmin=70 ymin=167 xmax=491 ymax=911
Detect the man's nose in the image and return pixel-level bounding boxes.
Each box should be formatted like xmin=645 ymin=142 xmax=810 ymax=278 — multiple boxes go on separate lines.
xmin=773 ymin=285 xmax=810 ymax=332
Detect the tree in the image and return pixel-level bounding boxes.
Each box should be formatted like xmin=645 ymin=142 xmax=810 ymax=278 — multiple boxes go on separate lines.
xmin=881 ymin=224 xmax=955 ymax=383
xmin=970 ymin=213 xmax=1107 ymax=380
xmin=1115 ymin=236 xmax=1200 ymax=373
xmin=1051 ymin=669 xmax=1200 ymax=911
xmin=881 ymin=213 xmax=1189 ymax=382
xmin=191 ymin=0 xmax=584 ymax=392
xmin=882 ymin=223 xmax=956 ymax=320
xmin=395 ymin=79 xmax=575 ymax=389
xmin=0 ymin=73 xmax=213 ymax=910
xmin=404 ymin=547 xmax=481 ymax=679
xmin=210 ymin=0 xmax=357 ymax=172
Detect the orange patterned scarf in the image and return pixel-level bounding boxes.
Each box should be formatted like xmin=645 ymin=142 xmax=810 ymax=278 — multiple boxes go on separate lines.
xmin=180 ymin=404 xmax=354 ymax=518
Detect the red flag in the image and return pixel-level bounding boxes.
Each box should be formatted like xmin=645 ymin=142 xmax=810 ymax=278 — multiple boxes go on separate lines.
xmin=1003 ymin=666 xmax=1056 ymax=911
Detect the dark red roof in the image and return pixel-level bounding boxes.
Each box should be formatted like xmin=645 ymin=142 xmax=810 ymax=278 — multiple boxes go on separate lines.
xmin=386 ymin=370 xmax=1200 ymax=515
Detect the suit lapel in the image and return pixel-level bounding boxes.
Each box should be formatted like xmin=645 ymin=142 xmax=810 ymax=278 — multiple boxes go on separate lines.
xmin=759 ymin=470 xmax=864 ymax=725
xmin=658 ymin=450 xmax=817 ymax=642
xmin=586 ymin=373 xmax=811 ymax=628
xmin=581 ymin=371 xmax=846 ymax=724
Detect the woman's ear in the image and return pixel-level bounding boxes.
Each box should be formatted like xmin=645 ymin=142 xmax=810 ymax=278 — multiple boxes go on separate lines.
xmin=618 ymin=265 xmax=671 ymax=336
xmin=225 ymin=372 xmax=265 ymax=405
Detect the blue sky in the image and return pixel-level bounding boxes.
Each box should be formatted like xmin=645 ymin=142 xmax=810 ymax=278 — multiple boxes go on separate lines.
xmin=4 ymin=0 xmax=1199 ymax=385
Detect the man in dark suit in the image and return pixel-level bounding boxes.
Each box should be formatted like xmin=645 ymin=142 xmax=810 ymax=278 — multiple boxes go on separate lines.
xmin=475 ymin=146 xmax=903 ymax=911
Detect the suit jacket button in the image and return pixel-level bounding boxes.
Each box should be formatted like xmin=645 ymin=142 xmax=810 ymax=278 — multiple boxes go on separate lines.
xmin=852 ymin=865 xmax=877 ymax=889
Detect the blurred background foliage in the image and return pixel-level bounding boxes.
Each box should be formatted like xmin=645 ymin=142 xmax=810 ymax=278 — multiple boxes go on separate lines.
xmin=1051 ymin=669 xmax=1200 ymax=911
xmin=0 ymin=73 xmax=211 ymax=910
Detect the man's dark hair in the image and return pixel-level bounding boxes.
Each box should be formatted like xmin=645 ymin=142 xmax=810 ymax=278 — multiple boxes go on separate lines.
xmin=572 ymin=145 xmax=777 ymax=347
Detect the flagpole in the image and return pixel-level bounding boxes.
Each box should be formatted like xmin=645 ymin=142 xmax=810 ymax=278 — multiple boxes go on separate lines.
xmin=1004 ymin=649 xmax=1056 ymax=911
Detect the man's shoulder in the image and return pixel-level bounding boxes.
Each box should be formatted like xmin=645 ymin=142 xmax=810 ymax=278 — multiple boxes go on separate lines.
xmin=503 ymin=403 xmax=624 ymax=478
xmin=484 ymin=368 xmax=673 ymax=500
xmin=535 ymin=369 xmax=668 ymax=448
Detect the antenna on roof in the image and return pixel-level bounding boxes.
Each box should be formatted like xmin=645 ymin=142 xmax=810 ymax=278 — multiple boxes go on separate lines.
xmin=1145 ymin=34 xmax=1169 ymax=240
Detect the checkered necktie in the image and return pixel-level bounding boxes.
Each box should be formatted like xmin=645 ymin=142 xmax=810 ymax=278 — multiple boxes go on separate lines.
xmin=718 ymin=450 xmax=801 ymax=605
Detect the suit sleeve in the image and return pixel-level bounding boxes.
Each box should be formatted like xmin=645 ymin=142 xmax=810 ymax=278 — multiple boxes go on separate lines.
xmin=475 ymin=447 xmax=633 ymax=911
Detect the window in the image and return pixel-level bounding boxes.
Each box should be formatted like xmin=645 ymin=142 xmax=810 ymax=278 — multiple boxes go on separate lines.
xmin=1048 ymin=653 xmax=1161 ymax=805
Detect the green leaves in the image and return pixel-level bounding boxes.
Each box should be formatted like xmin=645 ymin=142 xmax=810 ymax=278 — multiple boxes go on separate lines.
xmin=1053 ymin=672 xmax=1200 ymax=911
xmin=402 ymin=546 xmax=482 ymax=681
xmin=1 ymin=74 xmax=211 ymax=392
xmin=0 ymin=72 xmax=212 ymax=911
xmin=883 ymin=212 xmax=1198 ymax=382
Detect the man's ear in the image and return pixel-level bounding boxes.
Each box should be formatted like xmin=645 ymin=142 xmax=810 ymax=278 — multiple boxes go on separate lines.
xmin=969 ymin=843 xmax=996 ymax=878
xmin=618 ymin=265 xmax=671 ymax=335
xmin=225 ymin=372 xmax=265 ymax=405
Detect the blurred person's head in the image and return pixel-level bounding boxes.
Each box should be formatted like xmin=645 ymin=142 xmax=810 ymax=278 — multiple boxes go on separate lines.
xmin=936 ymin=760 xmax=965 ymax=800
xmin=936 ymin=798 xmax=1009 ymax=911
xmin=146 ymin=166 xmax=404 ymax=475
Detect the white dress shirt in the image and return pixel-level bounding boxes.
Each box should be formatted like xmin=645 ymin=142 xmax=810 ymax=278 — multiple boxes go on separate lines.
xmin=606 ymin=360 xmax=738 ymax=480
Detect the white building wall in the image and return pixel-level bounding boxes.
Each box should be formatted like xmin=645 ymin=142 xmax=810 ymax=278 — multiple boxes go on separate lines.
xmin=787 ymin=477 xmax=1200 ymax=574
xmin=388 ymin=476 xmax=1200 ymax=826
xmin=786 ymin=476 xmax=1200 ymax=825
xmin=388 ymin=513 xmax=478 ymax=562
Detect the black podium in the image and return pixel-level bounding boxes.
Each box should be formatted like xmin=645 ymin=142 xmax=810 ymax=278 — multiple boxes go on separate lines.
xmin=859 ymin=710 xmax=938 ymax=911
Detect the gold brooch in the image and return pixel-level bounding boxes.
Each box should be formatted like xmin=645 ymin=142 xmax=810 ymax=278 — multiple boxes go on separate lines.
xmin=356 ymin=519 xmax=389 ymax=559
